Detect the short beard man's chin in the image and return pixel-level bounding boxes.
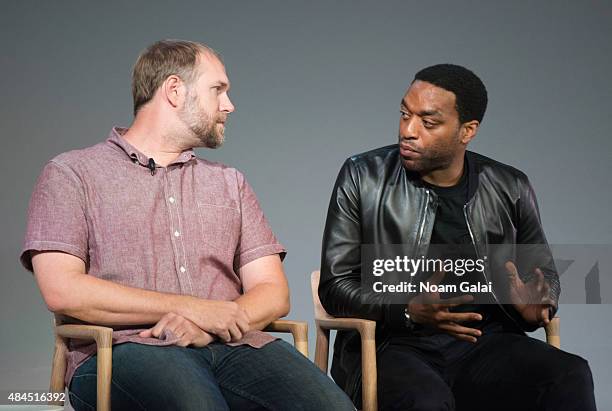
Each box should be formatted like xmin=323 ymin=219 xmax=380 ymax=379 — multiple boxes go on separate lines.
xmin=201 ymin=128 xmax=224 ymax=149
xmin=204 ymin=135 xmax=224 ymax=149
xmin=401 ymin=156 xmax=450 ymax=174
xmin=189 ymin=124 xmax=224 ymax=149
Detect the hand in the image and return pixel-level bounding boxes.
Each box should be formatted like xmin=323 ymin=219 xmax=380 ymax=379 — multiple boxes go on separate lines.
xmin=139 ymin=312 xmax=215 ymax=347
xmin=407 ymin=270 xmax=483 ymax=343
xmin=505 ymin=261 xmax=554 ymax=326
xmin=184 ymin=299 xmax=251 ymax=343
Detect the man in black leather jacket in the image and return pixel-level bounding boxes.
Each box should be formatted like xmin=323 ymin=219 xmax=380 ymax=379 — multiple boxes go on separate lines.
xmin=320 ymin=64 xmax=596 ymax=411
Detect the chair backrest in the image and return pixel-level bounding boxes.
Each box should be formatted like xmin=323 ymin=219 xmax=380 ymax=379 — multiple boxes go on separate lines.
xmin=310 ymin=270 xmax=334 ymax=321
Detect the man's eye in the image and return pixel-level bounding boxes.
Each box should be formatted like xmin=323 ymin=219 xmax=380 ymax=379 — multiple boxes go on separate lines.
xmin=423 ymin=121 xmax=436 ymax=129
xmin=400 ymin=111 xmax=410 ymax=119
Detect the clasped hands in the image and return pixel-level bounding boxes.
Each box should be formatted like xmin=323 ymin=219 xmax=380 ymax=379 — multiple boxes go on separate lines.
xmin=406 ymin=261 xmax=554 ymax=343
xmin=139 ymin=300 xmax=250 ymax=347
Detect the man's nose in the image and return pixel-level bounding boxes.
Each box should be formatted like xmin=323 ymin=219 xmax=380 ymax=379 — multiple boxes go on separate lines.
xmin=400 ymin=117 xmax=419 ymax=140
xmin=220 ymin=94 xmax=235 ymax=113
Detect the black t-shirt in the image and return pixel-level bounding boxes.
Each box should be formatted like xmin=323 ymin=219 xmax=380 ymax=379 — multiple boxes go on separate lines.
xmin=424 ymin=166 xmax=472 ymax=246
xmin=422 ymin=166 xmax=501 ymax=329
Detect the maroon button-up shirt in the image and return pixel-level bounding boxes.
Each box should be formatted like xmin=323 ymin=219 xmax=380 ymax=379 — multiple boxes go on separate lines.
xmin=21 ymin=127 xmax=286 ymax=385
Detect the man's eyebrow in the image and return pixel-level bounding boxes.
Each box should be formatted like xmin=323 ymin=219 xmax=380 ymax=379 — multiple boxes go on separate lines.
xmin=400 ymin=100 xmax=441 ymax=117
xmin=212 ymin=81 xmax=229 ymax=88
xmin=418 ymin=110 xmax=441 ymax=117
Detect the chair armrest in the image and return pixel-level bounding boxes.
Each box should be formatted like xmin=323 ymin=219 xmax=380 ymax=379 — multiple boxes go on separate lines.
xmin=55 ymin=324 xmax=114 ymax=347
xmin=54 ymin=324 xmax=113 ymax=411
xmin=314 ymin=317 xmax=376 ymax=371
xmin=316 ymin=317 xmax=376 ymax=339
xmin=544 ymin=316 xmax=560 ymax=348
xmin=264 ymin=320 xmax=309 ymax=357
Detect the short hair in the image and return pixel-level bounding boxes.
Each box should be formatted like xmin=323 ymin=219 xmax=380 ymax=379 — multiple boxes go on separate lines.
xmin=413 ymin=64 xmax=488 ymax=124
xmin=131 ymin=39 xmax=219 ymax=116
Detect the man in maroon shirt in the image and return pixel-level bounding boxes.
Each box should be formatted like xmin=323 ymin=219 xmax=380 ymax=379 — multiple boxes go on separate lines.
xmin=21 ymin=40 xmax=353 ymax=410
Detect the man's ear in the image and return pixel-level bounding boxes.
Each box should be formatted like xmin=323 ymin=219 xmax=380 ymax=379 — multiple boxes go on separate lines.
xmin=161 ymin=75 xmax=184 ymax=108
xmin=460 ymin=120 xmax=480 ymax=144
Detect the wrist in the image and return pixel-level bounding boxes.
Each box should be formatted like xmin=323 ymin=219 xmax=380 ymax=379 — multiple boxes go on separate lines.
xmin=175 ymin=295 xmax=200 ymax=320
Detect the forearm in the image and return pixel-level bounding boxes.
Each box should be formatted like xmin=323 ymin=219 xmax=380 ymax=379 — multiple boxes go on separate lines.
xmin=235 ymin=282 xmax=289 ymax=330
xmin=319 ymin=269 xmax=410 ymax=331
xmin=41 ymin=271 xmax=199 ymax=327
xmin=33 ymin=252 xmax=286 ymax=337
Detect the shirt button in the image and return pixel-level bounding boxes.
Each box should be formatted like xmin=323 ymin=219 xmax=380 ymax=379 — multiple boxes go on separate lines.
xmin=179 ymin=266 xmax=186 ymax=273
xmin=169 ymin=197 xmax=175 ymax=203
xmin=174 ymin=230 xmax=180 ymax=237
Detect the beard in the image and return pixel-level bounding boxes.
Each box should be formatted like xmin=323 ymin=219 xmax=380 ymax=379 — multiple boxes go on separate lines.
xmin=398 ymin=134 xmax=457 ymax=174
xmin=180 ymin=90 xmax=226 ymax=149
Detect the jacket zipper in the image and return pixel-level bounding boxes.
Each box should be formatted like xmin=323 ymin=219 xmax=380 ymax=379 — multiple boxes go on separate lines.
xmin=463 ymin=202 xmax=518 ymax=325
xmin=416 ymin=189 xmax=431 ymax=253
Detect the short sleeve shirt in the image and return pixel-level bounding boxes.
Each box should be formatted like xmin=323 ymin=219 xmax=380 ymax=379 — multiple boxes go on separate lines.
xmin=21 ymin=127 xmax=286 ymax=384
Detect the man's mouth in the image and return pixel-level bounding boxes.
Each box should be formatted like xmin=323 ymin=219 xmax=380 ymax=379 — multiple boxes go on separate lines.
xmin=399 ymin=141 xmax=420 ymax=155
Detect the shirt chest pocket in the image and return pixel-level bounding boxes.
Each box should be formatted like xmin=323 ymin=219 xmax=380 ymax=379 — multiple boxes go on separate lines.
xmin=196 ymin=201 xmax=241 ymax=257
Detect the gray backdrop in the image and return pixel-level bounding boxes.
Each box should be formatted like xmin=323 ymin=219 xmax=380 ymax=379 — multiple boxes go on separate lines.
xmin=2 ymin=0 xmax=611 ymax=408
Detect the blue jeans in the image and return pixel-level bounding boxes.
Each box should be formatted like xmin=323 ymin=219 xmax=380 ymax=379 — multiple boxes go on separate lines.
xmin=69 ymin=340 xmax=354 ymax=411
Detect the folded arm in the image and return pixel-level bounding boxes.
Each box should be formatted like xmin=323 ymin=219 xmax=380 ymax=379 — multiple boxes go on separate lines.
xmin=32 ymin=251 xmax=288 ymax=341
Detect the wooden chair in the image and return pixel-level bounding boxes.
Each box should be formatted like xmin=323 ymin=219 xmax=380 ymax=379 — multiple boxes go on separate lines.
xmin=49 ymin=317 xmax=308 ymax=411
xmin=311 ymin=270 xmax=561 ymax=411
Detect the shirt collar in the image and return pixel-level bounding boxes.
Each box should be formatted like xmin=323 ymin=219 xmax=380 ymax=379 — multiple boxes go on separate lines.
xmin=106 ymin=127 xmax=197 ymax=167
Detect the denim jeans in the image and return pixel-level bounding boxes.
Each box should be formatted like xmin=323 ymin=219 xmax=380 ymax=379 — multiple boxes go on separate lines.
xmin=69 ymin=340 xmax=354 ymax=411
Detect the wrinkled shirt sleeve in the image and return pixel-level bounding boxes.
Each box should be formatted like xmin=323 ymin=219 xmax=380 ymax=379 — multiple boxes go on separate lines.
xmin=20 ymin=160 xmax=88 ymax=272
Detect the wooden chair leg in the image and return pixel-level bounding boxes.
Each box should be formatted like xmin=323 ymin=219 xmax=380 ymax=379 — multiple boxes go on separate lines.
xmin=292 ymin=323 xmax=309 ymax=357
xmin=314 ymin=325 xmax=330 ymax=373
xmin=49 ymin=335 xmax=67 ymax=406
xmin=95 ymin=333 xmax=113 ymax=411
xmin=359 ymin=324 xmax=377 ymax=411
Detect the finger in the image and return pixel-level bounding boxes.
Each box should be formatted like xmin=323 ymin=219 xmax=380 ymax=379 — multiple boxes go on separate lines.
xmin=447 ymin=331 xmax=478 ymax=343
xmin=191 ymin=331 xmax=214 ymax=348
xmin=176 ymin=329 xmax=200 ymax=347
xmin=228 ymin=324 xmax=243 ymax=341
xmin=438 ymin=322 xmax=482 ymax=338
xmin=165 ymin=315 xmax=185 ymax=333
xmin=541 ymin=306 xmax=550 ymax=325
xmin=428 ymin=270 xmax=446 ymax=286
xmin=505 ymin=261 xmax=520 ymax=282
xmin=540 ymin=296 xmax=554 ymax=307
xmin=176 ymin=321 xmax=205 ymax=347
xmin=176 ymin=336 xmax=191 ymax=347
xmin=160 ymin=315 xmax=188 ymax=340
xmin=437 ymin=311 xmax=482 ymax=323
xmin=150 ymin=315 xmax=172 ymax=338
xmin=540 ymin=278 xmax=550 ymax=297
xmin=139 ymin=328 xmax=153 ymax=338
xmin=236 ymin=316 xmax=250 ymax=335
xmin=534 ymin=268 xmax=545 ymax=293
xmin=236 ymin=308 xmax=250 ymax=325
xmin=439 ymin=294 xmax=474 ymax=307
xmin=216 ymin=329 xmax=231 ymax=343
xmin=173 ymin=328 xmax=187 ymax=340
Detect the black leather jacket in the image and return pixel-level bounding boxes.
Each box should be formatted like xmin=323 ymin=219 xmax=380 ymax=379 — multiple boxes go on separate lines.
xmin=319 ymin=145 xmax=560 ymax=402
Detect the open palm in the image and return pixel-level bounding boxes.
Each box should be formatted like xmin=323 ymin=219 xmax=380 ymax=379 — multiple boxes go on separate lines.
xmin=505 ymin=261 xmax=554 ymax=326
